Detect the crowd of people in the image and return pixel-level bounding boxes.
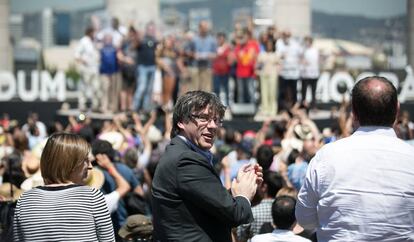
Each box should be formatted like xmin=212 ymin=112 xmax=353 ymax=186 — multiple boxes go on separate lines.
xmin=0 ymin=77 xmax=413 ymax=241
xmin=75 ymin=17 xmax=320 ymax=119
xmin=0 ymin=16 xmax=414 ymax=242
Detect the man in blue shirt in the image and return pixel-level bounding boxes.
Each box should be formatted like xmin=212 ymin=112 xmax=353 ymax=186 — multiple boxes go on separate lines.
xmin=189 ymin=21 xmax=217 ymax=92
xmin=100 ymin=34 xmax=120 ymax=113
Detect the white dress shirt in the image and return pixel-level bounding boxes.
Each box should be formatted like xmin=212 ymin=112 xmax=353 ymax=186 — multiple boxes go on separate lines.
xmin=251 ymin=229 xmax=311 ymax=242
xmin=276 ymin=38 xmax=302 ymax=80
xmin=301 ymin=46 xmax=319 ymax=79
xmin=296 ymin=126 xmax=414 ymax=241
xmin=74 ymin=35 xmax=100 ymax=73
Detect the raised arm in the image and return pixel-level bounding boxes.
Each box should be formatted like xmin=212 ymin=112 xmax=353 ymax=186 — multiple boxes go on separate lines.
xmin=96 ymin=154 xmax=130 ymax=198
xmin=142 ymin=110 xmax=157 ymax=135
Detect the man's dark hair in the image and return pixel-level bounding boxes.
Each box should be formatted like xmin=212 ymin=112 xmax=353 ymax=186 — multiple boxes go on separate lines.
xmin=91 ymin=139 xmax=115 ymax=161
xmin=242 ymin=27 xmax=251 ymax=37
xmin=111 ymin=17 xmax=120 ymax=29
xmin=273 ymin=121 xmax=286 ymax=139
xmin=28 ymin=112 xmax=39 ymax=121
xmin=304 ymin=36 xmax=313 ymax=44
xmin=263 ymin=171 xmax=285 ymax=197
xmin=216 ymin=32 xmax=226 ymax=39
xmin=256 ymin=145 xmax=274 ymax=170
xmin=2 ymin=151 xmax=26 ymax=188
xmin=78 ymin=126 xmax=95 ymax=144
xmin=272 ymin=195 xmax=296 ymax=230
xmin=287 ymin=149 xmax=300 ymax=166
xmin=237 ymin=140 xmax=253 ymax=158
xmin=85 ymin=26 xmax=94 ymax=37
xmin=28 ymin=124 xmax=38 ymax=136
xmin=352 ymin=76 xmax=398 ymax=126
xmin=171 ymin=91 xmax=225 ymax=138
xmin=124 ymin=147 xmax=138 ymax=169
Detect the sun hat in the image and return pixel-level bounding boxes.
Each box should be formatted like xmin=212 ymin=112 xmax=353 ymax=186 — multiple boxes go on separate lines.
xmin=118 ymin=214 xmax=153 ymax=239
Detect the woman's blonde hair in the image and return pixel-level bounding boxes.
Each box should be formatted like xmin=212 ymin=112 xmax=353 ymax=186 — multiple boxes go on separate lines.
xmin=40 ymin=133 xmax=90 ymax=185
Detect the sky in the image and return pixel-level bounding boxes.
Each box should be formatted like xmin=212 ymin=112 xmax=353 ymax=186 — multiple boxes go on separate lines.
xmin=11 ymin=0 xmax=407 ymax=18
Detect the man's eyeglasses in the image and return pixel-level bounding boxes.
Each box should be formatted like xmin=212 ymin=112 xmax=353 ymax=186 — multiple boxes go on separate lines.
xmin=192 ymin=114 xmax=223 ymax=126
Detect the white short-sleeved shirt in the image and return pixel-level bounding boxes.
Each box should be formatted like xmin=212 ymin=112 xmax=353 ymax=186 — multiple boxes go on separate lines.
xmin=276 ymin=38 xmax=302 ymax=80
xmin=104 ymin=191 xmax=121 ymax=214
xmin=301 ymin=47 xmax=319 ymax=79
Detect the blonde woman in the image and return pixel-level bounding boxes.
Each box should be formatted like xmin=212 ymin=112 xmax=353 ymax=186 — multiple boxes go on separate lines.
xmin=13 ymin=133 xmax=114 ymax=241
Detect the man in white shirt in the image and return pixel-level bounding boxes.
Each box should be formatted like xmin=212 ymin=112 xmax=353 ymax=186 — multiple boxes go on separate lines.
xmin=276 ymin=31 xmax=302 ymax=111
xmin=74 ymin=26 xmax=100 ymax=111
xmin=96 ymin=17 xmax=126 ymax=49
xmin=251 ymin=196 xmax=311 ymax=242
xmin=296 ymin=76 xmax=414 ymax=241
xmin=300 ymin=36 xmax=319 ymax=109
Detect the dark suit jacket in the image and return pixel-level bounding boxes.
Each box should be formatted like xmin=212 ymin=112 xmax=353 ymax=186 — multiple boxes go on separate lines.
xmin=152 ymin=136 xmax=253 ymax=242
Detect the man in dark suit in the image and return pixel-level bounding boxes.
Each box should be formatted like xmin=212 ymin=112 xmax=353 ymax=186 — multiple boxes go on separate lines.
xmin=152 ymin=91 xmax=261 ymax=242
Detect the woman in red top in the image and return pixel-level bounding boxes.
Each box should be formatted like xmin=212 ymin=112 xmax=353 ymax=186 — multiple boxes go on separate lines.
xmin=234 ymin=28 xmax=259 ymax=104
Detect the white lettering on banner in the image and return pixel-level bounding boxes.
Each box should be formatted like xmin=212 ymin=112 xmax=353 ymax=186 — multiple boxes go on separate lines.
xmin=315 ymin=68 xmax=414 ymax=103
xmin=0 ymin=72 xmax=15 ymax=101
xmin=40 ymin=71 xmax=66 ymax=101
xmin=316 ymin=72 xmax=330 ymax=103
xmin=0 ymin=70 xmax=66 ymax=102
xmin=17 ymin=71 xmax=39 ymax=101
xmin=329 ymin=72 xmax=354 ymax=103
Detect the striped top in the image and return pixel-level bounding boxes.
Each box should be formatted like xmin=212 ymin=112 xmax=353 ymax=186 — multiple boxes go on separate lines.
xmin=13 ymin=184 xmax=115 ymax=242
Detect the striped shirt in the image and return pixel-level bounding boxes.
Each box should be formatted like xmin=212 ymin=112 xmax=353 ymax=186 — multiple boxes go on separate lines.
xmin=13 ymin=184 xmax=115 ymax=242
